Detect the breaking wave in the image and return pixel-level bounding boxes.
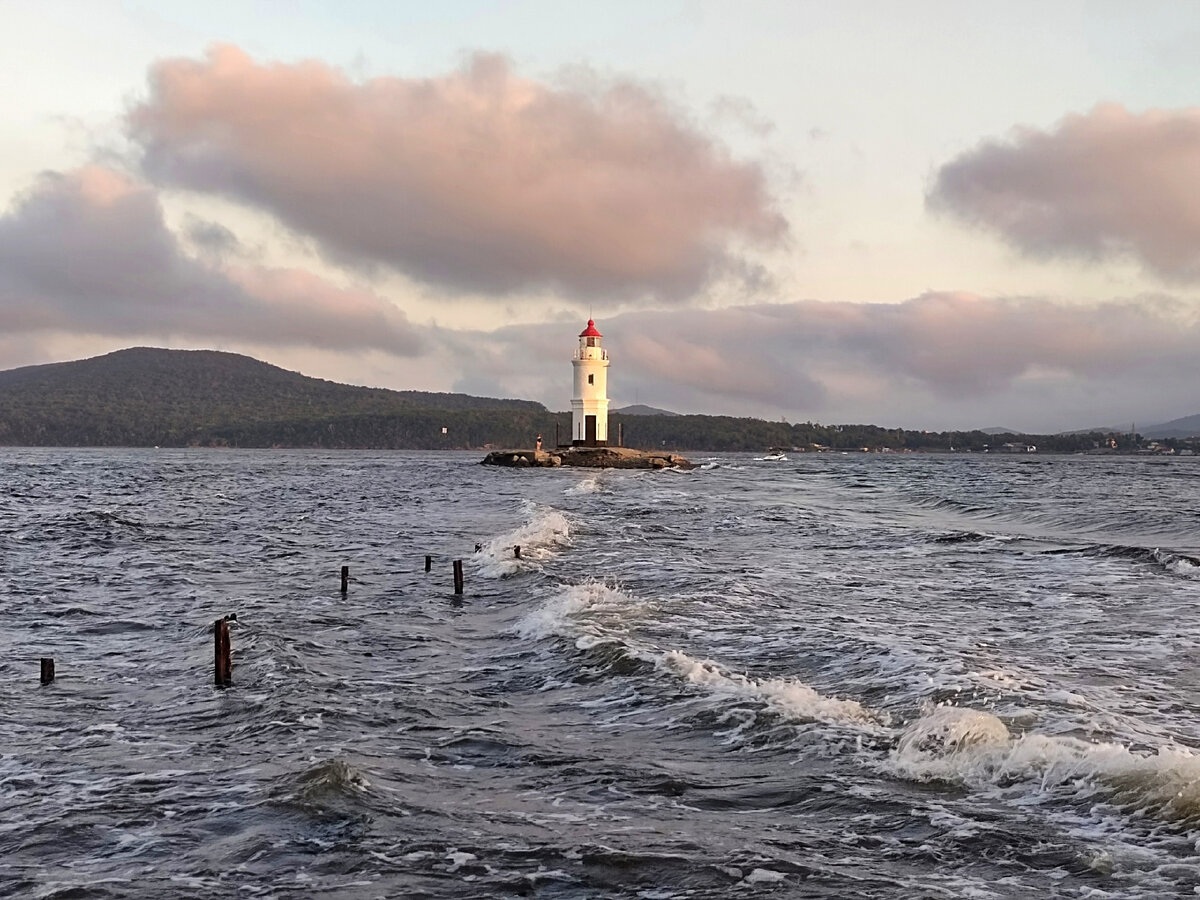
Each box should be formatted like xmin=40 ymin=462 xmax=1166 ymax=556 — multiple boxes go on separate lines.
xmin=1044 ymin=543 xmax=1200 ymax=575
xmin=661 ymin=650 xmax=884 ymax=730
xmin=515 ymin=580 xmax=642 ymax=641
xmin=521 ymin=581 xmax=1200 ymax=831
xmin=474 ymin=502 xmax=571 ymax=578
xmin=517 ymin=581 xmax=883 ymax=734
xmin=890 ymin=704 xmax=1200 ymax=825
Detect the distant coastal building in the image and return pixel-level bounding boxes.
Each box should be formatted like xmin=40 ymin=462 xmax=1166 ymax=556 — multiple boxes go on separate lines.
xmin=571 ymin=319 xmax=610 ymax=446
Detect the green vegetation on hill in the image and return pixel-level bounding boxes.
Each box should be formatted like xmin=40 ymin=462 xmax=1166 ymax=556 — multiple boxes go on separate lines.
xmin=0 ymin=347 xmax=1187 ymax=453
xmin=609 ymin=416 xmax=1150 ymax=454
xmin=0 ymin=348 xmax=547 ymax=448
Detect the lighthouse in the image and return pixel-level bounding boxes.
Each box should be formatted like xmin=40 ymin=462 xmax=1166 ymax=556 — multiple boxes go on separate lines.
xmin=571 ymin=319 xmax=610 ymax=446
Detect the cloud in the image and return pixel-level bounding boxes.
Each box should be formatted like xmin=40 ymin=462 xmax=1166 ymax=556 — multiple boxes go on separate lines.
xmin=183 ymin=215 xmax=241 ymax=259
xmin=708 ymin=95 xmax=775 ymax=137
xmin=0 ymin=166 xmax=423 ymax=354
xmin=929 ymin=103 xmax=1200 ymax=281
xmin=441 ymin=294 xmax=1200 ymax=430
xmin=127 ymin=45 xmax=787 ymax=301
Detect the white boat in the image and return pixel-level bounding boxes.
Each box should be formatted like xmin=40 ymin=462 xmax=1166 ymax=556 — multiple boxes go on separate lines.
xmin=759 ymin=450 xmax=788 ymax=461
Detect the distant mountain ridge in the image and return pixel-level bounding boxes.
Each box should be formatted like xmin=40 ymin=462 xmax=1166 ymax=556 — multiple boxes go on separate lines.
xmin=0 ymin=347 xmax=548 ymax=448
xmin=979 ymin=426 xmax=1022 ymax=436
xmin=1140 ymin=414 xmax=1200 ymax=439
xmin=1059 ymin=415 xmax=1200 ymax=439
xmin=0 ymin=347 xmax=539 ymax=412
xmin=613 ymin=404 xmax=678 ymax=417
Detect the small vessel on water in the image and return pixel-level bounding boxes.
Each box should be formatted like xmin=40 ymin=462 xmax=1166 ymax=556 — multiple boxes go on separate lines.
xmin=759 ymin=449 xmax=788 ymax=461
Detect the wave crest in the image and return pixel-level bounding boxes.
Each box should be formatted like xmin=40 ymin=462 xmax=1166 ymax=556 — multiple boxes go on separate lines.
xmin=475 ymin=505 xmax=570 ymax=578
xmin=662 ymin=650 xmax=882 ymax=729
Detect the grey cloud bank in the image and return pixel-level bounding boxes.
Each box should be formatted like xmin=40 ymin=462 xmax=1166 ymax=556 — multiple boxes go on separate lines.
xmin=0 ymin=166 xmax=423 ymax=355
xmin=455 ymin=296 xmax=1200 ymax=432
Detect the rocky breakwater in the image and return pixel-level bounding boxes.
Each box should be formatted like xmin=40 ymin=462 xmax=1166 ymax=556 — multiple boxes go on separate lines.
xmin=482 ymin=447 xmax=694 ymax=470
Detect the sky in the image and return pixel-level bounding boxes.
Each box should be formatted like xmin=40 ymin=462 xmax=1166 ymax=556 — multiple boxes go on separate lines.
xmin=2 ymin=1 xmax=1200 ymax=432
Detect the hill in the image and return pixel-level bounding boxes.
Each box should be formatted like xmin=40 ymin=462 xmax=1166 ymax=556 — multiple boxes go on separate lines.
xmin=1141 ymin=414 xmax=1200 ymax=439
xmin=613 ymin=404 xmax=678 ymax=416
xmin=0 ymin=348 xmax=551 ymax=448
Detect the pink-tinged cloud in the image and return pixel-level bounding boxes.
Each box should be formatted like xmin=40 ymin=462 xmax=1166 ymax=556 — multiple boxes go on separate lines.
xmin=127 ymin=45 xmax=787 ymax=300
xmin=929 ymin=104 xmax=1200 ymax=281
xmin=0 ymin=166 xmax=423 ymax=354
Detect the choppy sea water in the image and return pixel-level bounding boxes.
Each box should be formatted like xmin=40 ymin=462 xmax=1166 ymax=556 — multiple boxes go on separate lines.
xmin=3 ymin=449 xmax=1200 ymax=899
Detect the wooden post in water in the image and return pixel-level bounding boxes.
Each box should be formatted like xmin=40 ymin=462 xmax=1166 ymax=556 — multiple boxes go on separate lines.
xmin=40 ymin=658 xmax=54 ymax=684
xmin=425 ymin=555 xmax=432 ymax=572
xmin=340 ymin=565 xmax=349 ymax=593
xmin=453 ymin=559 xmax=464 ymax=595
xmin=213 ymin=618 xmax=231 ymax=687
xmin=514 ymin=545 xmax=521 ymax=559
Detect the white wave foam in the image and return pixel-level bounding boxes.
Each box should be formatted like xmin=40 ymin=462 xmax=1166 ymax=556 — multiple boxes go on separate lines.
xmin=893 ymin=705 xmax=1010 ymax=765
xmin=743 ymin=868 xmax=785 ymax=884
xmin=515 ymin=580 xmax=639 ymax=640
xmin=890 ymin=704 xmax=1200 ymax=824
xmin=474 ymin=505 xmax=570 ymax=578
xmin=697 ymin=460 xmax=742 ymax=470
xmin=565 ymin=474 xmax=605 ymax=495
xmin=661 ymin=650 xmax=883 ymax=729
xmin=1162 ymin=551 xmax=1200 ymax=576
xmin=517 ymin=580 xmax=882 ymax=734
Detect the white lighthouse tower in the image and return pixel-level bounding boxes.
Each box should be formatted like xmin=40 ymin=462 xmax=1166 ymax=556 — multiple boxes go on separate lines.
xmin=571 ymin=319 xmax=610 ymax=446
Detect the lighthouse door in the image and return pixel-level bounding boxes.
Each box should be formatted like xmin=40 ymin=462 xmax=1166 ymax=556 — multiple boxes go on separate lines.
xmin=585 ymin=415 xmax=597 ymax=445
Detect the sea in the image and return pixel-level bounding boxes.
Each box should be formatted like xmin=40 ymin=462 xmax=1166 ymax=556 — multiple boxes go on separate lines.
xmin=3 ymin=448 xmax=1200 ymax=899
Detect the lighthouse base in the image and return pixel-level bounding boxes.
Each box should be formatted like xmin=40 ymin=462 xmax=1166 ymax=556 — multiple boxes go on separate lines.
xmin=482 ymin=447 xmax=692 ymax=470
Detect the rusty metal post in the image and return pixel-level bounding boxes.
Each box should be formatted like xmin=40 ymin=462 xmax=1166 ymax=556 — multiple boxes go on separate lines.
xmin=340 ymin=565 xmax=349 ymax=593
xmin=213 ymin=618 xmax=231 ymax=687
xmin=453 ymin=559 xmax=464 ymax=595
xmin=514 ymin=545 xmax=521 ymax=558
xmin=425 ymin=554 xmax=432 ymax=572
xmin=40 ymin=658 xmax=54 ymax=684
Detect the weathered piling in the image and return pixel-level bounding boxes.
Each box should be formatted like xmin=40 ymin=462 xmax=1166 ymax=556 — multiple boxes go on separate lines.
xmin=40 ymin=658 xmax=54 ymax=684
xmin=514 ymin=545 xmax=521 ymax=558
xmin=425 ymin=554 xmax=432 ymax=572
xmin=453 ymin=559 xmax=464 ymax=595
xmin=213 ymin=618 xmax=232 ymax=687
xmin=340 ymin=565 xmax=349 ymax=593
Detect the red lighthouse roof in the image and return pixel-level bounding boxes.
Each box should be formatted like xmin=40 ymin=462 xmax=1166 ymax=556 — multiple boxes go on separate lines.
xmin=579 ymin=319 xmax=602 ymax=337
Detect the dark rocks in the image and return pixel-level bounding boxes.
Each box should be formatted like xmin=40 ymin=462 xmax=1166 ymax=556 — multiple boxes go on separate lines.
xmin=482 ymin=447 xmax=693 ymax=470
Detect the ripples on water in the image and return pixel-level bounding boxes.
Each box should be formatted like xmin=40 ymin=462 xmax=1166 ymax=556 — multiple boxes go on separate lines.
xmin=2 ymin=449 xmax=1200 ymax=898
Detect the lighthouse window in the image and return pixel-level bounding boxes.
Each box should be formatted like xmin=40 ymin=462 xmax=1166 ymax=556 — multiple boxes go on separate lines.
xmin=586 ymin=337 xmax=598 ymax=347
xmin=588 ymin=374 xmax=594 ymax=384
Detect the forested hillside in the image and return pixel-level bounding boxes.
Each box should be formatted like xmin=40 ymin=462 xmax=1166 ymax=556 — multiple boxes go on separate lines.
xmin=0 ymin=347 xmax=1168 ymax=452
xmin=0 ymin=348 xmax=547 ymax=448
